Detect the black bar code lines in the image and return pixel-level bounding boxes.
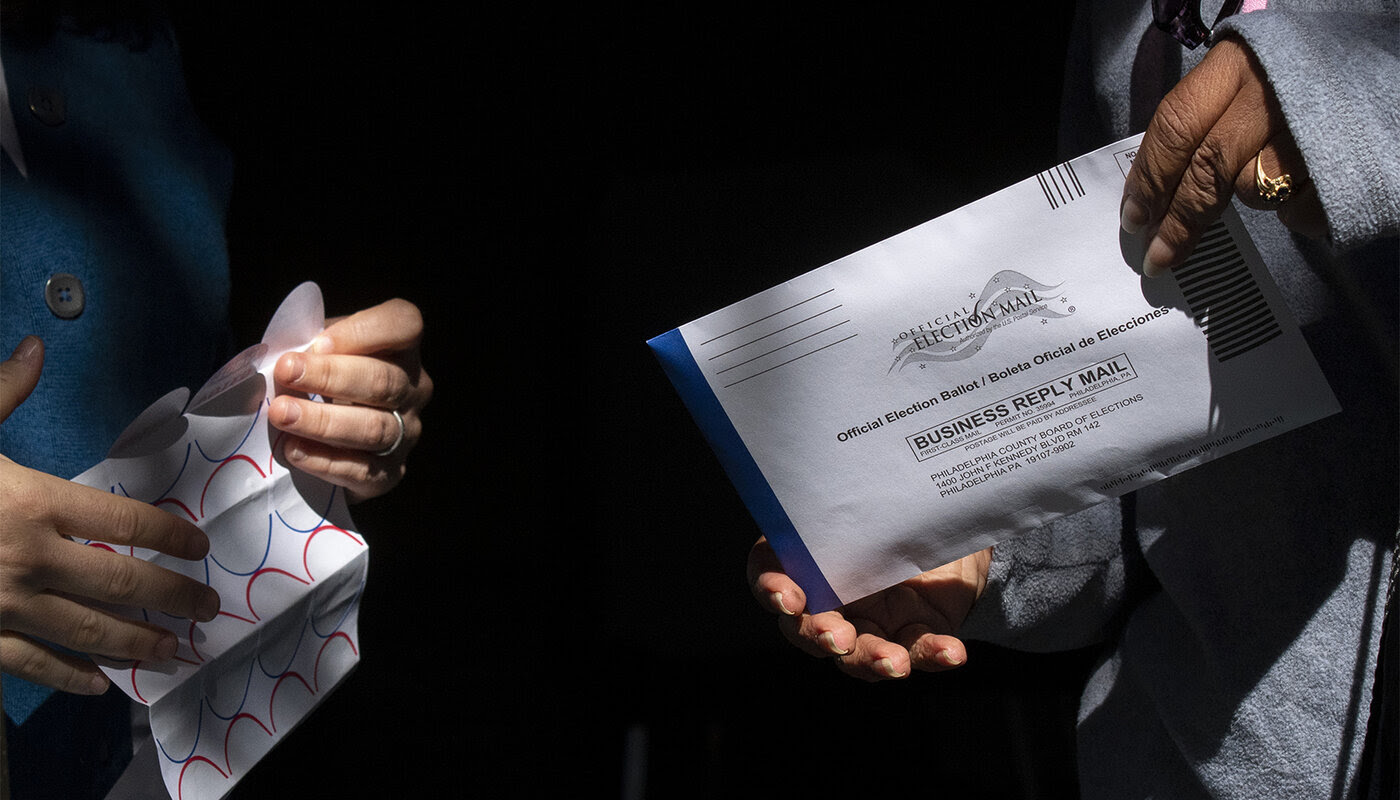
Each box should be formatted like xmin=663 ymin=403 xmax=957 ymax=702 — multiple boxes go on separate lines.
xmin=1037 ymin=161 xmax=1085 ymax=210
xmin=701 ymin=289 xmax=857 ymax=388
xmin=1174 ymin=222 xmax=1281 ymax=362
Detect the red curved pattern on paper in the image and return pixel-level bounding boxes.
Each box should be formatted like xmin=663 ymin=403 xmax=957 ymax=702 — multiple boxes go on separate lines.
xmin=302 ymin=525 xmax=365 ymax=580
xmin=129 ymin=662 xmax=147 ymax=704
xmin=268 ymin=672 xmax=313 ymax=733
xmin=87 ymin=542 xmax=117 ymax=553
xmin=245 ymin=568 xmax=311 ymax=621
xmin=199 ymin=454 xmax=267 ymax=518
xmin=89 ymin=338 xmax=367 ymax=798
xmin=223 ymin=712 xmax=273 ymax=775
xmin=313 ymin=632 xmax=359 ymax=692
xmin=155 ymin=497 xmax=198 ymax=522
xmin=177 ymin=755 xmax=229 ymax=800
xmin=186 ymin=619 xmax=204 ymax=664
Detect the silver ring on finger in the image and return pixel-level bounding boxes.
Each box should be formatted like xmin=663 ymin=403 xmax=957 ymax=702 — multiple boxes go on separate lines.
xmin=375 ymin=409 xmax=406 ymax=457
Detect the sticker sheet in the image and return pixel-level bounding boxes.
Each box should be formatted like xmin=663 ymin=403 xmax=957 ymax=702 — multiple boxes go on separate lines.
xmin=75 ymin=282 xmax=366 ymax=800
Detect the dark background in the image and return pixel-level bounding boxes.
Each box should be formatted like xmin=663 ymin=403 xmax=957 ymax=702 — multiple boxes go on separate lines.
xmin=170 ymin=6 xmax=1100 ymax=797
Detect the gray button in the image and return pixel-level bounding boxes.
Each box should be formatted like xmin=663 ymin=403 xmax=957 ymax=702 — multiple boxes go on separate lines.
xmin=27 ymin=86 xmax=65 ymax=127
xmin=45 ymin=273 xmax=85 ymax=319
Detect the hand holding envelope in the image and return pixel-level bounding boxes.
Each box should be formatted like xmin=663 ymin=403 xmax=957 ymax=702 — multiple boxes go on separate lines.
xmin=1121 ymin=37 xmax=1325 ymax=277
xmin=651 ymin=133 xmax=1339 ymax=629
xmin=749 ymin=536 xmax=991 ymax=681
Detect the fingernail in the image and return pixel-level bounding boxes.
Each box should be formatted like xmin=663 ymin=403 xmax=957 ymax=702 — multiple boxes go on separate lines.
xmin=1143 ymin=236 xmax=1174 ymax=278
xmin=877 ymin=658 xmax=906 ymax=678
xmin=310 ymin=335 xmax=333 ymax=354
xmin=197 ymin=589 xmax=220 ymax=622
xmin=274 ymin=397 xmax=301 ymax=425
xmin=770 ymin=591 xmax=794 ymax=616
xmin=281 ymin=352 xmax=306 ymax=383
xmin=87 ymin=672 xmax=110 ymax=695
xmin=940 ymin=648 xmax=965 ymax=666
xmin=155 ymin=633 xmax=178 ymax=661
xmin=9 ymin=335 xmax=40 ymax=362
xmin=1120 ymin=195 xmax=1149 ymax=234
xmin=188 ymin=531 xmax=210 ymax=560
xmin=820 ymin=632 xmax=849 ymax=656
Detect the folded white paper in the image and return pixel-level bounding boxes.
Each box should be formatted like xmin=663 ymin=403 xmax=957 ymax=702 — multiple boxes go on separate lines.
xmin=74 ymin=283 xmax=365 ymax=800
xmin=649 ymin=134 xmax=1339 ymax=613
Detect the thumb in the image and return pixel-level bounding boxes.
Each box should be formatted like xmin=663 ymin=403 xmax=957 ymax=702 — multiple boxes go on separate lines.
xmin=0 ymin=336 xmax=44 ymax=423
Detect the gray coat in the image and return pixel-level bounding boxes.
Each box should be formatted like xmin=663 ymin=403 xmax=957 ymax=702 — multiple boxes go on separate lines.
xmin=962 ymin=3 xmax=1399 ymax=797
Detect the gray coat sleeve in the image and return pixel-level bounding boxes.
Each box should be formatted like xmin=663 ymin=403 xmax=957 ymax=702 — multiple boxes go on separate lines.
xmin=958 ymin=498 xmax=1142 ymax=652
xmin=1216 ymin=10 xmax=1400 ymax=248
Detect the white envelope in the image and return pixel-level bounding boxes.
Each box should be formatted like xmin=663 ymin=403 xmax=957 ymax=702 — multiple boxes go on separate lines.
xmin=649 ymin=134 xmax=1338 ymax=612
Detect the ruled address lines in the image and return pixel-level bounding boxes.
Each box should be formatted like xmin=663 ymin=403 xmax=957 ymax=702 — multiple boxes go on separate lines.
xmin=699 ymin=289 xmax=857 ymax=388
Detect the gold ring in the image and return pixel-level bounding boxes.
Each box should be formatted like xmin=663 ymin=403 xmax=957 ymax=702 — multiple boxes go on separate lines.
xmin=1255 ymin=154 xmax=1295 ymax=204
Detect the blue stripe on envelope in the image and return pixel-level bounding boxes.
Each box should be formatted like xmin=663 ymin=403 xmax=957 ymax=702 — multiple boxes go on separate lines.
xmin=647 ymin=328 xmax=841 ymax=612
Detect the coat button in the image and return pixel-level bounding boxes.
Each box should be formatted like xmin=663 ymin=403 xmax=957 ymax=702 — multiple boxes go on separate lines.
xmin=45 ymin=273 xmax=85 ymax=319
xmin=27 ymin=86 xmax=65 ymax=127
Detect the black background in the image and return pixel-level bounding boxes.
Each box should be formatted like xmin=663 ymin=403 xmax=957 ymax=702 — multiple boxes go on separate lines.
xmin=169 ymin=6 xmax=1100 ymax=797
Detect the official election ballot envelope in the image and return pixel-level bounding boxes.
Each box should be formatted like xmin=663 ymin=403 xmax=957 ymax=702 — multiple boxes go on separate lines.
xmin=648 ymin=134 xmax=1339 ymax=614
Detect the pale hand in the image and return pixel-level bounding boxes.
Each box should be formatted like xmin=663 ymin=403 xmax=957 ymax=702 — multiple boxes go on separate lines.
xmin=267 ymin=298 xmax=433 ymax=502
xmin=0 ymin=337 xmax=220 ymax=695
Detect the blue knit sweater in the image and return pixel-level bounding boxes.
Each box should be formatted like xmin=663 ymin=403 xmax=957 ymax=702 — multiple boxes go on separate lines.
xmin=1 ymin=19 xmax=233 ymax=799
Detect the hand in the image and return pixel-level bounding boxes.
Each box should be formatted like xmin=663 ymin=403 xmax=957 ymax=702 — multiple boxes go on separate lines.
xmin=1120 ymin=37 xmax=1327 ymax=278
xmin=267 ymin=298 xmax=433 ymax=502
xmin=748 ymin=536 xmax=991 ymax=682
xmin=0 ymin=337 xmax=221 ymax=695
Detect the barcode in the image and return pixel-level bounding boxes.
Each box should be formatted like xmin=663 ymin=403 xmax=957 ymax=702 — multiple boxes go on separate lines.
xmin=1037 ymin=161 xmax=1085 ymax=210
xmin=1175 ymin=221 xmax=1281 ymax=362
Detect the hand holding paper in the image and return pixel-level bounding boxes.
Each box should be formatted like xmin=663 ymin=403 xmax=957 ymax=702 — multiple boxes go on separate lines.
xmin=268 ymin=297 xmax=432 ymax=501
xmin=62 ymin=283 xmax=370 ymax=800
xmin=0 ymin=337 xmax=220 ymax=696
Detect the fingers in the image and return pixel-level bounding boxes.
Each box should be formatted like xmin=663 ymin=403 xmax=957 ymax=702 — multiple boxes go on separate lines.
xmin=0 ymin=336 xmax=44 ymax=422
xmin=0 ymin=462 xmax=222 ymax=693
xmin=313 ymin=298 xmax=424 ymax=357
xmin=48 ymin=538 xmax=220 ymax=623
xmin=270 ymin=395 xmax=418 ymax=454
xmin=750 ymin=538 xmax=856 ymax=658
xmin=267 ymin=298 xmax=432 ymax=502
xmin=747 ymin=537 xmax=806 ymax=616
xmin=274 ymin=350 xmax=418 ymax=410
xmin=0 ymin=631 xmax=111 ymax=695
xmin=749 ymin=537 xmax=969 ymax=682
xmin=6 ymin=589 xmax=183 ymax=665
xmin=1121 ymin=38 xmax=1281 ymax=277
xmin=45 ymin=476 xmax=213 ymax=563
xmin=277 ymin=435 xmax=406 ymax=499
xmin=4 ymin=473 xmax=221 ymax=621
